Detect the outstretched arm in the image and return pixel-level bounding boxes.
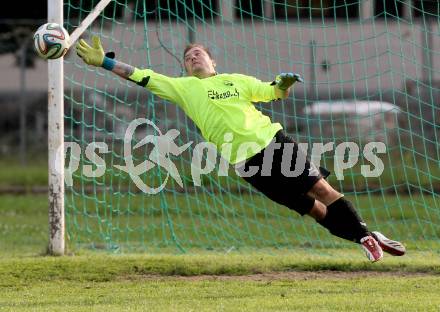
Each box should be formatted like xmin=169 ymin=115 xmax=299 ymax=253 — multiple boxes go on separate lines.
xmin=76 ymin=36 xmax=188 ymax=106
xmin=248 ymin=72 xmax=303 ymax=103
xmin=75 ymin=36 xmax=135 ymax=80
xmin=111 ymin=60 xmax=135 ymax=79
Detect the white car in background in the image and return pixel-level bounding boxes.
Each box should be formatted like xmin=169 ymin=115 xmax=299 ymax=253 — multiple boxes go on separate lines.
xmin=303 ymin=100 xmax=402 ymax=144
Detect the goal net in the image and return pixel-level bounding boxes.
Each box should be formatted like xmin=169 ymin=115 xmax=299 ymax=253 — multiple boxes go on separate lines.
xmin=61 ymin=0 xmax=439 ymax=254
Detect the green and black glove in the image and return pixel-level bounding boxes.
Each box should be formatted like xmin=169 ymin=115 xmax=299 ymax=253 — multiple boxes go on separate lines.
xmin=275 ymin=72 xmax=304 ymax=90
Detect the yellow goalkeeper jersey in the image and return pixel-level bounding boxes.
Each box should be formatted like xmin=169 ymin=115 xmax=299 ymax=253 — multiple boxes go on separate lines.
xmin=129 ymin=69 xmax=282 ymax=164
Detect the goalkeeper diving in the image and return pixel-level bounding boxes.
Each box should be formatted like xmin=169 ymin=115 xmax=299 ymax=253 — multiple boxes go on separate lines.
xmin=76 ymin=36 xmax=406 ymax=262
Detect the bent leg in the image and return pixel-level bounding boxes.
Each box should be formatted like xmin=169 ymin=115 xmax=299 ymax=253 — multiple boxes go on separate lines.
xmin=306 ymin=178 xmax=342 ymax=206
xmin=307 ymin=179 xmax=405 ymax=258
xmin=307 ymin=199 xmax=326 ymax=221
xmin=307 ymin=179 xmax=369 ymax=244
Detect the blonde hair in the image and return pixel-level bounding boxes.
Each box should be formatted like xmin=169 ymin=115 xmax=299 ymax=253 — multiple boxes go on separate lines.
xmin=183 ymin=43 xmax=213 ymax=60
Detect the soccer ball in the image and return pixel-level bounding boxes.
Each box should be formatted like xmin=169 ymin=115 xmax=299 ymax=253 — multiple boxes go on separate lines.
xmin=33 ymin=23 xmax=70 ymax=60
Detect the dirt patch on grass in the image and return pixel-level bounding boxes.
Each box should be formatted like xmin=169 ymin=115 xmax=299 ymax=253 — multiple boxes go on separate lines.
xmin=126 ymin=271 xmax=437 ymax=282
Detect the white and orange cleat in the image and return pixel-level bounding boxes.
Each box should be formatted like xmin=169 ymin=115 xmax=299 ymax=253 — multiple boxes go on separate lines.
xmin=371 ymin=231 xmax=406 ymax=256
xmin=360 ymin=235 xmax=383 ymax=262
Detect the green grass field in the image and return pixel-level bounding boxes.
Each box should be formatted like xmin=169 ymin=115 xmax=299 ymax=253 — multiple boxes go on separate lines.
xmin=1 ymin=270 xmax=439 ymax=311
xmin=1 ymin=193 xmax=439 ymax=311
xmin=1 ymin=149 xmax=439 ymax=311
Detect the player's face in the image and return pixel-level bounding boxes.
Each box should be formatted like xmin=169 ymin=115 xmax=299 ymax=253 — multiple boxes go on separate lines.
xmin=184 ymin=47 xmax=216 ymax=78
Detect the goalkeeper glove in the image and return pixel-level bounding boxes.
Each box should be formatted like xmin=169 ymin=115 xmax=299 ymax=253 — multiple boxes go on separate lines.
xmin=75 ymin=35 xmax=105 ymax=67
xmin=275 ymin=73 xmax=304 ymax=90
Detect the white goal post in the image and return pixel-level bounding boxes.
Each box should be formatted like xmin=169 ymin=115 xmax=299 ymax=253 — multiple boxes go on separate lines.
xmin=48 ymin=0 xmax=112 ymax=256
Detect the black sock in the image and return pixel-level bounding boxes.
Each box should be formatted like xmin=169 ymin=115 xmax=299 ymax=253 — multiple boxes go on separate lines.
xmin=317 ymin=197 xmax=369 ymax=243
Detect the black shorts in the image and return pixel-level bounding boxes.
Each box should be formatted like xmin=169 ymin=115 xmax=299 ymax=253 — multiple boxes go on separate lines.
xmin=236 ymin=130 xmax=330 ymax=216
